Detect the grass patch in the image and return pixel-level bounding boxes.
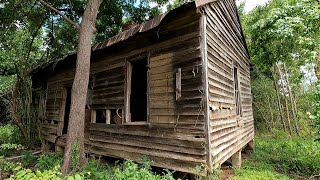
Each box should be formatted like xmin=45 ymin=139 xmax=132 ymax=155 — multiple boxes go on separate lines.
xmin=233 ymin=130 xmax=320 ymax=179
xmin=233 ymin=160 xmax=292 ymax=180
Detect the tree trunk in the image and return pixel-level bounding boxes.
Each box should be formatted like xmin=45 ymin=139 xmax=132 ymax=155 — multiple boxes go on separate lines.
xmin=282 ymin=63 xmax=299 ymax=135
xmin=276 ymin=63 xmax=293 ymax=135
xmin=272 ymin=64 xmax=286 ymax=131
xmin=11 ymin=81 xmax=29 ymax=141
xmin=267 ymin=96 xmax=274 ymax=129
xmin=315 ymin=52 xmax=320 ymax=80
xmin=61 ymin=0 xmax=101 ymax=173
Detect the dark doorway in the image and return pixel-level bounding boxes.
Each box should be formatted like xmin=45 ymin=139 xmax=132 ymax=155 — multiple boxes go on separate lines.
xmin=130 ymin=59 xmax=148 ymax=122
xmin=63 ymin=87 xmax=72 ymax=134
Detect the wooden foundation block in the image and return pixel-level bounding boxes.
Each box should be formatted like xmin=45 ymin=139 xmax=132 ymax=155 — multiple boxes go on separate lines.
xmin=247 ymin=139 xmax=254 ymax=151
xmin=55 ymin=145 xmax=64 ymax=154
xmin=231 ymin=150 xmax=241 ymax=169
xmin=41 ymin=141 xmax=50 ymax=152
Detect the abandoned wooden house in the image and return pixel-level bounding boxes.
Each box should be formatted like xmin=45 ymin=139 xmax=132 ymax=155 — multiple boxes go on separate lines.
xmin=31 ymin=0 xmax=254 ymax=175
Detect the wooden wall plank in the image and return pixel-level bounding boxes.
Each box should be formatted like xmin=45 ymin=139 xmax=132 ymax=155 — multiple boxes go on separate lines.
xmin=203 ymin=0 xmax=254 ymax=169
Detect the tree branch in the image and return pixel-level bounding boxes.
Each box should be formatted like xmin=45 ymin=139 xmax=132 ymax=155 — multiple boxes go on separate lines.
xmin=39 ymin=0 xmax=80 ymax=30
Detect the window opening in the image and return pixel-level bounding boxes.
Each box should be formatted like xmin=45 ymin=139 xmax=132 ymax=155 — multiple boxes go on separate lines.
xmin=93 ymin=109 xmax=122 ymax=124
xmin=96 ymin=109 xmax=107 ymax=123
xmin=111 ymin=109 xmax=122 ymax=124
xmin=233 ymin=67 xmax=242 ymax=116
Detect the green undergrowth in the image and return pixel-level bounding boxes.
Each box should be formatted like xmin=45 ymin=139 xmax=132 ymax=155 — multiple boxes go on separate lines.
xmin=2 ymin=157 xmax=176 ymax=180
xmin=233 ymin=159 xmax=292 ymax=180
xmin=233 ymin=130 xmax=320 ymax=179
xmin=2 ymin=125 xmax=320 ymax=179
xmin=0 ymin=124 xmax=21 ymax=145
xmin=0 ymin=124 xmax=25 ymax=158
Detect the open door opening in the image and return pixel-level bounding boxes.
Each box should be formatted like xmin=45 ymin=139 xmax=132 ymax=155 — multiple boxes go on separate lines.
xmin=130 ymin=59 xmax=148 ymax=122
xmin=63 ymin=87 xmax=72 ymax=134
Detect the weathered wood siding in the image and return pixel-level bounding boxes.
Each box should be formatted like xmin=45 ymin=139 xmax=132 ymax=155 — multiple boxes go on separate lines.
xmin=39 ymin=6 xmax=208 ymax=174
xmin=37 ymin=0 xmax=254 ymax=174
xmin=41 ymin=83 xmax=62 ymax=142
xmin=201 ymin=0 xmax=254 ymax=168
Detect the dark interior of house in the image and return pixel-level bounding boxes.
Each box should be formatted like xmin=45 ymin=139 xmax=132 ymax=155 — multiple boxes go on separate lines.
xmin=63 ymin=87 xmax=72 ymax=134
xmin=130 ymin=58 xmax=148 ymax=122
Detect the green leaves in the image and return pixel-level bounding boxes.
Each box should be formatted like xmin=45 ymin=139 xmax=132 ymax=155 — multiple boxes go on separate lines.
xmin=36 ymin=154 xmax=63 ymax=171
xmin=0 ymin=157 xmax=15 ymax=172
xmin=310 ymin=83 xmax=320 ymax=140
xmin=242 ymin=0 xmax=320 ymax=79
xmin=6 ymin=159 xmax=175 ymax=180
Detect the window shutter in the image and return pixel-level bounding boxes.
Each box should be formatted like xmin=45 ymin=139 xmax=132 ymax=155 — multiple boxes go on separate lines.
xmin=176 ymin=68 xmax=182 ymax=100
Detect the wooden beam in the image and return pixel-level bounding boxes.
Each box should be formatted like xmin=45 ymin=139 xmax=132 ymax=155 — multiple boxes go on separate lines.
xmin=200 ymin=14 xmax=213 ymax=171
xmin=91 ymin=110 xmax=96 ymax=123
xmin=106 ymin=109 xmax=111 ymax=124
xmin=124 ymin=61 xmax=132 ymax=123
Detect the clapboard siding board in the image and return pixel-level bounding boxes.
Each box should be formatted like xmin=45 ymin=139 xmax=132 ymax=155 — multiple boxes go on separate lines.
xmin=33 ymin=1 xmax=253 ymax=176
xmin=201 ymin=0 xmax=254 ymax=168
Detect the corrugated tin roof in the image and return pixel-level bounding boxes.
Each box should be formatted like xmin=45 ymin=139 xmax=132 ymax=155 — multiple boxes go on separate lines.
xmin=92 ymin=13 xmax=168 ymax=51
xmin=31 ymin=2 xmax=196 ymax=75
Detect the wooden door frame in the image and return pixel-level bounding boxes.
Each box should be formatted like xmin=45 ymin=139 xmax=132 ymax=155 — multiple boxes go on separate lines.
xmin=57 ymin=87 xmax=67 ymax=136
xmin=124 ymin=55 xmax=150 ymax=124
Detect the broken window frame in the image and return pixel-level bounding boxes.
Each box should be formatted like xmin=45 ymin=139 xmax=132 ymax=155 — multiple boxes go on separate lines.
xmin=91 ymin=109 xmax=110 ymax=124
xmin=233 ymin=63 xmax=243 ymax=117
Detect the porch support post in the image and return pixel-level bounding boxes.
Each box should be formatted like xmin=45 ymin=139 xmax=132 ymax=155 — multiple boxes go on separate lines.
xmin=55 ymin=145 xmax=64 ymax=154
xmin=231 ymin=150 xmax=242 ymax=169
xmin=247 ymin=139 xmax=254 ymax=151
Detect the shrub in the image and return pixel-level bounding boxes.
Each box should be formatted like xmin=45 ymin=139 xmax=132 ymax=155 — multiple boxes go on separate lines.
xmin=82 ymin=159 xmax=110 ymax=179
xmin=0 ymin=144 xmax=25 ymax=157
xmin=310 ymin=83 xmax=320 ymax=140
xmin=6 ymin=165 xmax=63 ymax=180
xmin=36 ymin=154 xmax=63 ymax=171
xmin=0 ymin=144 xmax=24 ymax=151
xmin=0 ymin=124 xmax=21 ymax=144
xmin=21 ymin=151 xmax=37 ymax=167
xmin=111 ymin=160 xmax=175 ymax=180
xmin=83 ymin=159 xmax=175 ymax=180
xmin=0 ymin=157 xmax=15 ymax=173
xmin=8 ymin=160 xmax=176 ymax=180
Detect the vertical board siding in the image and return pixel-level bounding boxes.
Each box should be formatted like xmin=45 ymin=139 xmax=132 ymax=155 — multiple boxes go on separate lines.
xmin=203 ymin=0 xmax=254 ymax=168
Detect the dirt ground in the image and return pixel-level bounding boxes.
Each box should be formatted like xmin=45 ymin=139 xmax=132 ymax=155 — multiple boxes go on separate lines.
xmin=219 ymin=151 xmax=251 ymax=180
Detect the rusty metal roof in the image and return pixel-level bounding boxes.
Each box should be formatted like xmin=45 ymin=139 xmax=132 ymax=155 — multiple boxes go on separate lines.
xmin=31 ymin=2 xmax=196 ymax=75
xmin=93 ymin=13 xmax=168 ymax=51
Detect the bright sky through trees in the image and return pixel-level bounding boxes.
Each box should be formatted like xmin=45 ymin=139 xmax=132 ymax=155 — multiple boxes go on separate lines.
xmin=149 ymin=0 xmax=270 ymax=13
xmin=236 ymin=0 xmax=269 ymax=12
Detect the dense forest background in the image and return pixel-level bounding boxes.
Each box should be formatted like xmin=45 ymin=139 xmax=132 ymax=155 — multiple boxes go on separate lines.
xmin=239 ymin=0 xmax=319 ymax=136
xmin=0 ymin=0 xmax=319 ymax=179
